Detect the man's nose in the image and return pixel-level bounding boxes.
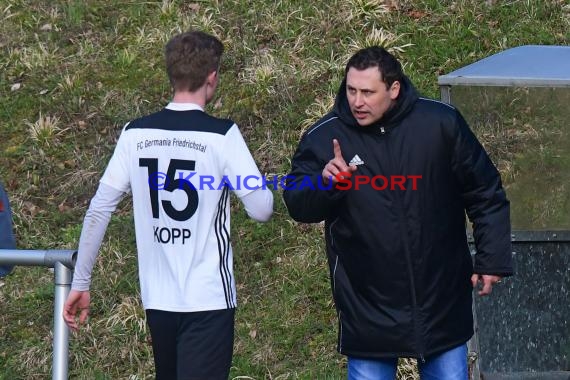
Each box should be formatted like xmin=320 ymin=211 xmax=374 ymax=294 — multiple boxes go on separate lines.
xmin=354 ymin=92 xmax=364 ymax=107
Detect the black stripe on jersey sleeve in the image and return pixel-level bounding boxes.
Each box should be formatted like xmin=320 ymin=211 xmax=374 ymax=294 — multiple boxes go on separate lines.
xmin=125 ymin=109 xmax=234 ymax=135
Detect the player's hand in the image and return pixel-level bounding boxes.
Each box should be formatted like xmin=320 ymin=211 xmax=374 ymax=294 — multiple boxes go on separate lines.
xmin=322 ymin=139 xmax=357 ymax=185
xmin=63 ymin=289 xmax=91 ymax=331
xmin=471 ymin=274 xmax=502 ymax=296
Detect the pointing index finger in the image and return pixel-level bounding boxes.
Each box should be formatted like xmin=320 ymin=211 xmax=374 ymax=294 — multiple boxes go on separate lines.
xmin=333 ymin=139 xmax=343 ymax=160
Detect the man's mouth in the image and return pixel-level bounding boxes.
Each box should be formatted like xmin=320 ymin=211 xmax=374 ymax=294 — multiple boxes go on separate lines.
xmin=353 ymin=110 xmax=368 ymax=119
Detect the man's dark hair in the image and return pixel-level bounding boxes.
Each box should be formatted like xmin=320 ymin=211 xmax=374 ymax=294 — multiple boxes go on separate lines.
xmin=165 ymin=30 xmax=224 ymax=92
xmin=345 ymin=46 xmax=404 ymax=89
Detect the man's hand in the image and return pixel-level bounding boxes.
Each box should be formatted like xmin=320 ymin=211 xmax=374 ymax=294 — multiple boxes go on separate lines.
xmin=471 ymin=274 xmax=502 ymax=296
xmin=63 ymin=289 xmax=91 ymax=331
xmin=322 ymin=139 xmax=357 ymax=185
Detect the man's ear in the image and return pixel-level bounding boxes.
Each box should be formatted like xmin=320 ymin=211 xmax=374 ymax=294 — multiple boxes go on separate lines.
xmin=389 ymin=80 xmax=401 ymax=100
xmin=207 ymin=70 xmax=218 ymax=86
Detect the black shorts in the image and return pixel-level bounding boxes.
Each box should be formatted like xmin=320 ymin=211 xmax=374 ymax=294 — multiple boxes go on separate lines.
xmin=146 ymin=308 xmax=235 ymax=380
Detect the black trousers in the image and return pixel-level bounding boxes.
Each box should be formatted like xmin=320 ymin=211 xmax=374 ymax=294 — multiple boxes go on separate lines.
xmin=146 ymin=308 xmax=235 ymax=380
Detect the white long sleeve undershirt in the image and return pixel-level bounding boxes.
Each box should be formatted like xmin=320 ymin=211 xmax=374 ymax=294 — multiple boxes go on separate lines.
xmin=71 ymin=183 xmax=273 ymax=291
xmin=71 ymin=183 xmax=124 ymax=291
xmin=242 ymin=187 xmax=274 ymax=222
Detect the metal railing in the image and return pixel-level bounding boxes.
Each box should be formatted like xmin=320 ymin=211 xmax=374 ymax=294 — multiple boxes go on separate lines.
xmin=0 ymin=249 xmax=76 ymax=380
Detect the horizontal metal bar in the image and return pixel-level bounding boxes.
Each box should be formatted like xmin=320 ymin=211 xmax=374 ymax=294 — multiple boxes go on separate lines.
xmin=437 ymin=79 xmax=570 ymax=87
xmin=467 ymin=230 xmax=570 ymax=243
xmin=0 ymin=250 xmax=77 ymax=268
xmin=481 ymin=371 xmax=570 ymax=380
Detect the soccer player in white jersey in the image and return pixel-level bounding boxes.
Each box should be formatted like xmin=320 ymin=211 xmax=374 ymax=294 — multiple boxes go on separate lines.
xmin=63 ymin=30 xmax=274 ymax=379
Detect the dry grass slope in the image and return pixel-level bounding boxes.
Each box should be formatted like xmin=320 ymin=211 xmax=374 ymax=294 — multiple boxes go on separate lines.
xmin=0 ymin=0 xmax=568 ymax=379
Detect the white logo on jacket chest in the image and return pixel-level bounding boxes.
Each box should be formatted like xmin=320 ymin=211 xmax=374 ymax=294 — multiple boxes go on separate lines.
xmin=349 ymin=154 xmax=365 ymax=166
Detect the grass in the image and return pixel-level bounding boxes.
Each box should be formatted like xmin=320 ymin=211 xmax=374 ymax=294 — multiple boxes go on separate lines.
xmin=0 ymin=0 xmax=568 ymax=378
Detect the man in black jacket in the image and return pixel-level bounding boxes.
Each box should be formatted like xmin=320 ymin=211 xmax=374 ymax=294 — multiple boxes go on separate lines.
xmin=283 ymin=47 xmax=513 ymax=379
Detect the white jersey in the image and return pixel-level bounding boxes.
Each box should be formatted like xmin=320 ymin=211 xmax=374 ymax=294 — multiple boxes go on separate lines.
xmin=100 ymin=103 xmax=264 ymax=312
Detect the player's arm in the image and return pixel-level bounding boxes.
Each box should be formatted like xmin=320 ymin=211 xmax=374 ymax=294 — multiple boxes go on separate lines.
xmin=63 ymin=183 xmax=125 ymax=331
xmin=65 ymin=124 xmax=131 ymax=330
xmin=71 ymin=182 xmax=125 ymax=291
xmin=240 ymin=188 xmax=273 ymax=222
xmin=223 ymin=124 xmax=273 ymax=222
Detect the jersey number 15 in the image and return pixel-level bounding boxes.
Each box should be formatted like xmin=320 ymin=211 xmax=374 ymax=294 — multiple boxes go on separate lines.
xmin=139 ymin=158 xmax=199 ymax=221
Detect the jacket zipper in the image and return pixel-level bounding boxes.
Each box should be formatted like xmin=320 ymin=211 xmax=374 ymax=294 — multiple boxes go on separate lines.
xmin=380 ymin=126 xmax=425 ymax=360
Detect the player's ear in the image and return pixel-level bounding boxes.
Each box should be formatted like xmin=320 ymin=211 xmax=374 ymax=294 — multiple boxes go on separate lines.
xmin=207 ymin=70 xmax=218 ymax=86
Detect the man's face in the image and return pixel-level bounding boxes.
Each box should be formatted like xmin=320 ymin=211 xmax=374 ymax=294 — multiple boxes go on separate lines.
xmin=346 ymin=67 xmax=400 ymax=126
